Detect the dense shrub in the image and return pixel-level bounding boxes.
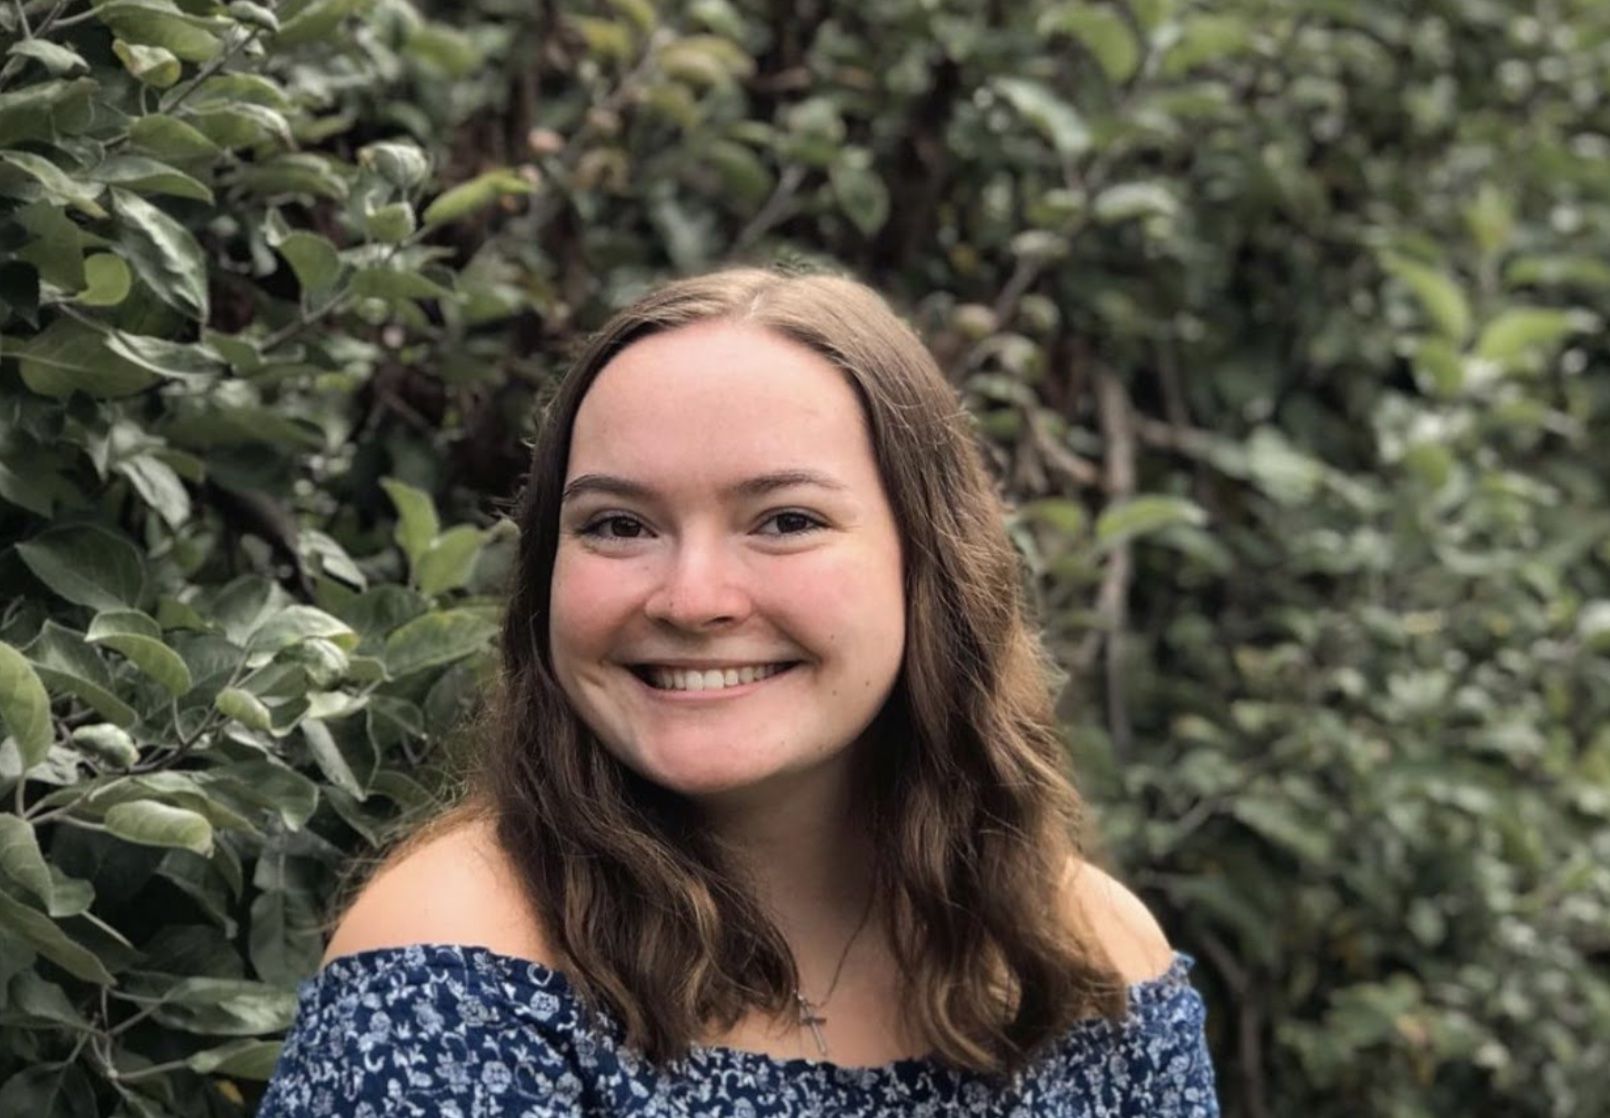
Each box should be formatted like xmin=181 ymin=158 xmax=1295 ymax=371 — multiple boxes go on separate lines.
xmin=0 ymin=1 xmax=1606 ymax=1115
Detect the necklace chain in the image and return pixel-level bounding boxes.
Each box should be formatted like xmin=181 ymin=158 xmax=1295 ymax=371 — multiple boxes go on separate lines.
xmin=793 ymin=892 xmax=876 ymax=1059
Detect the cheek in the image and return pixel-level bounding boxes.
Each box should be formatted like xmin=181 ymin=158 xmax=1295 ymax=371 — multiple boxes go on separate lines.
xmin=549 ymin=553 xmax=635 ymax=656
xmin=788 ymin=548 xmax=905 ymax=652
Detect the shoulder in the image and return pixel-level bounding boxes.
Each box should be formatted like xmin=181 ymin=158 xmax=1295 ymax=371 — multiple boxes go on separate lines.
xmin=1061 ymin=859 xmax=1175 ymax=985
xmin=321 ymin=808 xmax=554 ymax=968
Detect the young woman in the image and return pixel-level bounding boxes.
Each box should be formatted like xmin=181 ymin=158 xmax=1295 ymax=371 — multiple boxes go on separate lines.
xmin=259 ymin=269 xmax=1218 ymax=1115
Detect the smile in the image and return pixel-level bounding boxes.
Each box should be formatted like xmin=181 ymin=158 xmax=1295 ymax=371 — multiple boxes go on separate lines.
xmin=631 ymin=663 xmax=799 ymax=692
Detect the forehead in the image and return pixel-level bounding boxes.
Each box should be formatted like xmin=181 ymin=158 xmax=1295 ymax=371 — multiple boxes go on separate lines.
xmin=567 ymin=321 xmax=874 ymax=477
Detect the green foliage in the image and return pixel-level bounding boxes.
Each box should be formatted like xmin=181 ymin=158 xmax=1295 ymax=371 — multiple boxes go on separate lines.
xmin=1 ymin=0 xmax=1606 ymax=1115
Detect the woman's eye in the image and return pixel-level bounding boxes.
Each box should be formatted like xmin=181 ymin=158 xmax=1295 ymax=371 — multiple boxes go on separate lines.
xmin=760 ymin=511 xmax=824 ymax=536
xmin=580 ymin=515 xmax=648 ymax=540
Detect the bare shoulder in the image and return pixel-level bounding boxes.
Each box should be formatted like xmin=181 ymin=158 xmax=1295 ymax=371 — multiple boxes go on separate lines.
xmin=321 ymin=811 xmax=553 ymax=968
xmin=1062 ymin=859 xmax=1175 ymax=984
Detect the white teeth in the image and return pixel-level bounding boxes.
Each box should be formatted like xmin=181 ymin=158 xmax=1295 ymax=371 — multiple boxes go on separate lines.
xmin=645 ymin=664 xmax=791 ymax=692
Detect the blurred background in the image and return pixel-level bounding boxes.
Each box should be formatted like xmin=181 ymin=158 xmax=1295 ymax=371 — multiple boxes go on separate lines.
xmin=0 ymin=0 xmax=1607 ymax=1115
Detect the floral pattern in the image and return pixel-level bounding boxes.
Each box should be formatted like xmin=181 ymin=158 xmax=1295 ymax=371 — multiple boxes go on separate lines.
xmin=258 ymin=944 xmax=1218 ymax=1116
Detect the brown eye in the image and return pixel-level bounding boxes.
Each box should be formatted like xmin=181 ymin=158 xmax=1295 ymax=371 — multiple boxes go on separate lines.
xmin=760 ymin=511 xmax=824 ymax=536
xmin=581 ymin=515 xmax=649 ymax=539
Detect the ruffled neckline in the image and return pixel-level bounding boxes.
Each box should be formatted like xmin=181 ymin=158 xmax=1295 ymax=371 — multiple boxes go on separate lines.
xmin=310 ymin=941 xmax=1199 ymax=1087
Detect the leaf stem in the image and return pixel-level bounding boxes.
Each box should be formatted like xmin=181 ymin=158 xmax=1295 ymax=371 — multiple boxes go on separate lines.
xmin=159 ymin=26 xmax=263 ymax=116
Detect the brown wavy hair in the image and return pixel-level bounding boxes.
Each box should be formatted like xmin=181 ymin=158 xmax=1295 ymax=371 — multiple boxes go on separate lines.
xmin=471 ymin=266 xmax=1124 ymax=1074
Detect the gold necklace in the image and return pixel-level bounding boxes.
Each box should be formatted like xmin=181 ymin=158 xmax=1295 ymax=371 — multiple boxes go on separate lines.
xmin=792 ymin=894 xmax=876 ymax=1059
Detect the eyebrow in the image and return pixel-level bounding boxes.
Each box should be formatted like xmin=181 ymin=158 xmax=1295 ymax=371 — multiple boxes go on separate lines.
xmin=560 ymin=469 xmax=849 ymax=504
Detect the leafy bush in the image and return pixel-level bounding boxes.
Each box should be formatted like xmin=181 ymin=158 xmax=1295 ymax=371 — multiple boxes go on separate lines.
xmin=1 ymin=0 xmax=1606 ymax=1115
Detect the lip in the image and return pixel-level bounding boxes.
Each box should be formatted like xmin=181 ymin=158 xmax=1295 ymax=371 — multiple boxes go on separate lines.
xmin=624 ymin=662 xmax=801 ymax=701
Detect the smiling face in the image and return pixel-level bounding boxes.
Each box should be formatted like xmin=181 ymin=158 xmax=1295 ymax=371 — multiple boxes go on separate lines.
xmin=548 ymin=320 xmax=906 ymax=802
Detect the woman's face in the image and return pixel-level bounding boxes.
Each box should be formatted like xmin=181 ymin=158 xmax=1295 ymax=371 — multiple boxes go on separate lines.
xmin=549 ymin=320 xmax=905 ymax=802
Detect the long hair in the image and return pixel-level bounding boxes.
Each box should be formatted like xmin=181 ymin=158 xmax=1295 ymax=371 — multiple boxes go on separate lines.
xmin=475 ymin=267 xmax=1125 ymax=1073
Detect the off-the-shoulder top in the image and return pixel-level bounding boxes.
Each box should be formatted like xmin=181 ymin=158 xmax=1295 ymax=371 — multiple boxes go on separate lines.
xmin=257 ymin=943 xmax=1218 ymax=1116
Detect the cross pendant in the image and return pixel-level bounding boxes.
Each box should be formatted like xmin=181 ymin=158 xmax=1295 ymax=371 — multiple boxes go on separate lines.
xmin=795 ymin=994 xmax=830 ymax=1058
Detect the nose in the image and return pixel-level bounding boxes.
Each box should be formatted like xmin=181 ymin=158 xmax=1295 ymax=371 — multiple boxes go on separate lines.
xmin=642 ymin=535 xmax=753 ymax=631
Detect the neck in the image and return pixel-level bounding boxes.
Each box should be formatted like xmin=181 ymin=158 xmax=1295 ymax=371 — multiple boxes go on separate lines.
xmin=695 ymin=746 xmax=878 ymax=960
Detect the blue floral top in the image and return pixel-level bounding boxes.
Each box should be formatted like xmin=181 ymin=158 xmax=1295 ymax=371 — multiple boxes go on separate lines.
xmin=257 ymin=943 xmax=1218 ymax=1116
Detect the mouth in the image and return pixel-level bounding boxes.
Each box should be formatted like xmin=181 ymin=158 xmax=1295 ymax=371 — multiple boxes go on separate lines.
xmin=627 ymin=662 xmax=802 ymax=693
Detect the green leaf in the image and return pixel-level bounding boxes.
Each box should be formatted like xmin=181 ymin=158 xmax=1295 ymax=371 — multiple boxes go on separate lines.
xmin=275 ymin=231 xmax=342 ymax=294
xmin=1465 ymin=183 xmax=1514 ymax=256
xmin=145 ymin=975 xmax=295 ymax=1034
xmin=357 ymin=140 xmax=429 ymax=189
xmin=655 ymin=33 xmax=754 ymax=87
xmin=829 ymin=150 xmax=889 ymax=236
xmin=91 ymin=154 xmax=213 ymax=203
xmin=1019 ymin=498 xmax=1088 ymax=536
xmin=95 ymin=0 xmax=223 ymax=63
xmin=235 ymin=153 xmax=349 ymax=201
xmin=0 ymin=643 xmax=52 ymax=772
xmin=1094 ymin=182 xmax=1178 ymax=225
xmin=571 ymin=15 xmax=634 ymax=62
xmin=206 ymin=760 xmax=318 ymax=830
xmin=113 ymin=39 xmax=182 ymax=88
xmin=104 ymin=329 xmax=222 ymax=384
xmin=0 ymin=79 xmax=96 ymax=147
xmin=363 ymin=201 xmax=416 ymax=244
xmin=69 ymin=723 xmax=140 ymax=768
xmin=992 ymin=77 xmax=1090 ymax=157
xmin=16 ymin=525 xmax=146 ymax=611
xmin=14 ymin=318 xmax=157 ymax=397
xmin=215 ymin=687 xmax=271 ymax=731
xmin=383 ymin=609 xmax=498 ymax=678
xmin=111 ymin=187 xmax=210 ymax=322
xmin=1474 ymin=307 xmax=1593 ymax=366
xmin=75 ymin=253 xmax=133 ymax=307
xmin=421 ymin=168 xmax=534 ymax=228
xmin=25 ymin=622 xmax=138 ymax=727
xmin=0 ymin=1065 xmax=96 ymax=1118
xmin=127 ymin=113 xmax=221 ymax=160
xmin=87 ymin=610 xmax=193 ymax=694
xmin=704 ymin=140 xmax=773 ymax=206
xmin=246 ymin=605 xmax=357 ymax=654
xmin=15 ymin=200 xmax=85 ymax=290
xmin=7 ymin=970 xmax=93 ymax=1030
xmin=116 ymin=454 xmax=191 ymax=528
xmin=104 ymin=800 xmax=214 ymax=856
xmin=1232 ymin=796 xmax=1333 ymax=864
xmin=181 ymin=102 xmax=291 ymax=149
xmin=300 ymin=718 xmax=363 ymax=798
xmin=1038 ymin=3 xmax=1139 ymax=83
xmin=227 ymin=1 xmax=279 ymax=32
xmin=0 ymin=149 xmax=107 ymax=217
xmin=0 ymin=890 xmax=115 ymax=984
xmin=1245 ymin=426 xmax=1325 ymax=505
xmin=1095 ymin=495 xmax=1209 ymax=549
xmin=1161 ymin=13 xmax=1251 ymax=76
xmin=349 ymin=264 xmax=452 ymax=302
xmin=1505 ymin=254 xmax=1610 ymax=291
xmin=404 ymin=22 xmax=483 ymax=78
xmin=1383 ymin=253 xmax=1471 ymax=344
xmin=380 ymin=477 xmax=439 ymax=564
xmin=186 ymin=1038 xmax=283 ymax=1078
xmin=190 ymin=72 xmax=291 ymax=110
xmin=249 ymin=884 xmax=323 ymax=985
xmin=416 ymin=524 xmax=486 ymax=598
xmin=6 ymin=40 xmax=90 ymax=77
xmin=273 ymin=0 xmax=372 ymax=48
xmin=0 ymin=814 xmax=53 ymax=907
